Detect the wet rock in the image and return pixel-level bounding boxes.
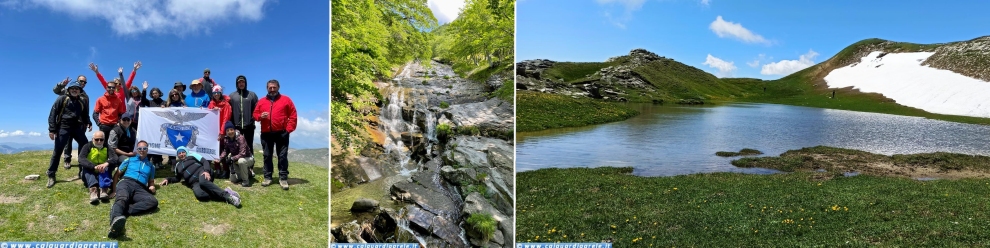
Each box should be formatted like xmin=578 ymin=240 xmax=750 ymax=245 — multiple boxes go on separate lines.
xmin=404 ymin=205 xmax=466 ymax=247
xmin=390 ymin=176 xmax=460 ymax=218
xmin=350 ymin=198 xmax=379 ymax=213
xmin=340 ymin=221 xmax=366 ymax=243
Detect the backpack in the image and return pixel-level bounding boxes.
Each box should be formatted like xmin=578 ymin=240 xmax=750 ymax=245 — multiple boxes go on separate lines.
xmin=56 ymin=95 xmax=86 ymax=125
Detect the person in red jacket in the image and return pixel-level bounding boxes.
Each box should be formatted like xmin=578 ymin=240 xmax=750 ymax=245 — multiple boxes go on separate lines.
xmin=252 ymin=79 xmax=297 ymax=190
xmin=89 ymin=61 xmax=140 ymax=109
xmin=208 ymin=85 xmax=232 ymax=179
xmin=93 ymin=80 xmax=124 ymax=136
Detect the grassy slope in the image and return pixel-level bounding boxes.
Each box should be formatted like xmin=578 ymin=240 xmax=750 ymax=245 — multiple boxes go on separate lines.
xmin=0 ymin=151 xmax=328 ymax=247
xmin=518 ymin=166 xmax=990 ymax=247
xmin=517 ymin=91 xmax=638 ymax=132
xmin=523 ymin=38 xmax=990 ymax=132
xmin=730 ymin=38 xmax=990 ymax=125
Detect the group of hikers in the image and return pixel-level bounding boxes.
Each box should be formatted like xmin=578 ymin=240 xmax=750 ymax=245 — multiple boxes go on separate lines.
xmin=46 ymin=61 xmax=299 ymax=239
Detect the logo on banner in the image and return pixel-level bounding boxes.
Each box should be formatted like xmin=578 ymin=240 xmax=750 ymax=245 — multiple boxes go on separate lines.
xmin=152 ymin=110 xmax=209 ymax=149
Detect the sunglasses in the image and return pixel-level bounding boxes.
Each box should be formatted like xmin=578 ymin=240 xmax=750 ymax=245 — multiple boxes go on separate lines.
xmin=94 ymin=138 xmax=104 ymax=142
xmin=78 ymin=80 xmax=87 ymax=84
xmin=136 ymin=147 xmax=148 ymax=151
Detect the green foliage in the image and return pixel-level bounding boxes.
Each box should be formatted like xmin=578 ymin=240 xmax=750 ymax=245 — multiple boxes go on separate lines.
xmin=432 ymin=0 xmax=514 ymax=77
xmin=517 ymin=91 xmax=639 ymax=132
xmin=443 ymin=75 xmax=451 ymax=80
xmin=467 ymin=213 xmax=497 ymax=240
xmin=331 ymin=0 xmax=439 ymax=148
xmin=331 ymin=178 xmax=346 ymax=193
xmin=422 ymin=79 xmax=429 ymax=85
xmin=440 ymin=101 xmax=450 ymax=108
xmin=458 ymin=125 xmax=481 ymax=136
xmin=491 ymin=80 xmax=514 ymax=103
xmin=476 ymin=172 xmax=488 ymax=181
xmin=437 ymin=123 xmax=452 ymax=139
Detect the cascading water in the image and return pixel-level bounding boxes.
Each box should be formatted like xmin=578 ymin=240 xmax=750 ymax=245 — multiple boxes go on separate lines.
xmin=380 ymin=86 xmax=416 ymax=176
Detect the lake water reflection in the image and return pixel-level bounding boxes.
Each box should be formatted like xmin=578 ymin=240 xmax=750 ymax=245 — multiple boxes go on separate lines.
xmin=517 ymin=103 xmax=990 ymax=176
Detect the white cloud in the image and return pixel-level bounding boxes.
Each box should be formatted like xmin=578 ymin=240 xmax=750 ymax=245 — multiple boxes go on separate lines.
xmin=747 ymin=53 xmax=769 ymax=68
xmin=761 ymin=50 xmax=819 ymax=75
xmin=428 ymin=0 xmax=466 ymax=24
xmin=0 ymin=130 xmax=31 ymax=137
xmin=250 ymin=115 xmax=328 ymax=150
xmin=596 ymin=0 xmax=647 ymax=28
xmin=701 ymin=0 xmax=710 ymax=6
xmin=7 ymin=0 xmax=273 ymax=36
xmin=709 ymin=16 xmax=771 ymax=45
xmin=702 ymin=54 xmax=737 ymax=77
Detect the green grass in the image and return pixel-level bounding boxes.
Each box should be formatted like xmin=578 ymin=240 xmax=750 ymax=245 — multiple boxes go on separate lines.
xmin=732 ymin=146 xmax=990 ymax=173
xmin=491 ymin=79 xmax=514 ymax=103
xmin=715 ymin=148 xmax=764 ymax=157
xmin=0 ymin=151 xmax=328 ymax=247
xmin=466 ymin=213 xmax=497 ymax=240
xmin=518 ymin=166 xmax=990 ymax=247
xmin=517 ymin=91 xmax=639 ymax=132
xmin=542 ymin=62 xmax=614 ymax=83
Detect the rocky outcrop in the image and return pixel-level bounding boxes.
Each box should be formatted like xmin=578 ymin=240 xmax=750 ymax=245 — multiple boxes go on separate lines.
xmin=333 ymin=60 xmax=514 ymax=248
xmin=516 ymin=49 xmax=675 ymax=102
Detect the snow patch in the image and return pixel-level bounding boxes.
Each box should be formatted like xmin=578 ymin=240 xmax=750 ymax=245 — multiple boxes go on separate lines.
xmin=824 ymin=51 xmax=990 ymax=118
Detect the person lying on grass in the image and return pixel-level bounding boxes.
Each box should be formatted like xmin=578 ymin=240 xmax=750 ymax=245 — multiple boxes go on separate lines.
xmin=108 ymin=140 xmax=159 ymax=239
xmin=159 ymin=146 xmax=242 ymax=207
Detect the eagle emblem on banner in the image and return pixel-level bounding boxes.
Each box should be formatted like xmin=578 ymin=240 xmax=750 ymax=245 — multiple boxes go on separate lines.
xmin=153 ymin=110 xmax=209 ymax=149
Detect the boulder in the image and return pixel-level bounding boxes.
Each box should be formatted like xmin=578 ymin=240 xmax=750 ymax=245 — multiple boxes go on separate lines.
xmin=350 ymin=198 xmax=379 ymax=213
xmin=445 ymin=98 xmax=514 ymax=136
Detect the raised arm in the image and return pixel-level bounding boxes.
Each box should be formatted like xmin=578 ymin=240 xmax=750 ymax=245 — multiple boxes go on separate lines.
xmin=53 ymin=77 xmax=69 ymax=95
xmin=89 ymin=63 xmax=109 ymax=90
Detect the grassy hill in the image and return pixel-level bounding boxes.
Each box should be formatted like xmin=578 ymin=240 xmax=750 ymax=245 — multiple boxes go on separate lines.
xmin=518 ymin=36 xmax=990 ymax=132
xmin=0 ymin=151 xmax=328 ymax=247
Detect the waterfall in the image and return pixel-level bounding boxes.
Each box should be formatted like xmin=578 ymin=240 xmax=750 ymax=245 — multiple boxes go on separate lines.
xmin=380 ymin=86 xmax=416 ymax=176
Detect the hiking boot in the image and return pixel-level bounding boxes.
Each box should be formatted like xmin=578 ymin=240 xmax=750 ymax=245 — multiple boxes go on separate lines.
xmin=108 ymin=216 xmax=126 ymax=239
xmin=262 ymin=178 xmax=272 ymax=187
xmin=63 ymin=159 xmax=71 ymax=169
xmin=47 ymin=176 xmax=55 ymax=188
xmin=99 ymin=188 xmax=109 ymax=200
xmin=224 ymin=187 xmax=241 ymax=207
xmin=89 ymin=187 xmax=99 ymax=205
xmin=279 ymin=180 xmax=289 ymax=190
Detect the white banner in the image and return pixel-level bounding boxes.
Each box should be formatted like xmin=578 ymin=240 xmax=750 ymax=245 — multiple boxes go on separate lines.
xmin=137 ymin=107 xmax=220 ymax=160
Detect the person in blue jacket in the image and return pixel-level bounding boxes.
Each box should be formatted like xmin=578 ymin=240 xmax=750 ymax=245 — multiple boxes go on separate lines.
xmin=185 ymin=79 xmax=210 ymax=108
xmin=108 ymin=140 xmax=158 ymax=239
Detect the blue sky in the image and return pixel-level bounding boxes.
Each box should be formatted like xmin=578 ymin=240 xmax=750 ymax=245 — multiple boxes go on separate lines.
xmin=0 ymin=0 xmax=329 ymax=149
xmin=517 ymin=0 xmax=990 ymax=79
